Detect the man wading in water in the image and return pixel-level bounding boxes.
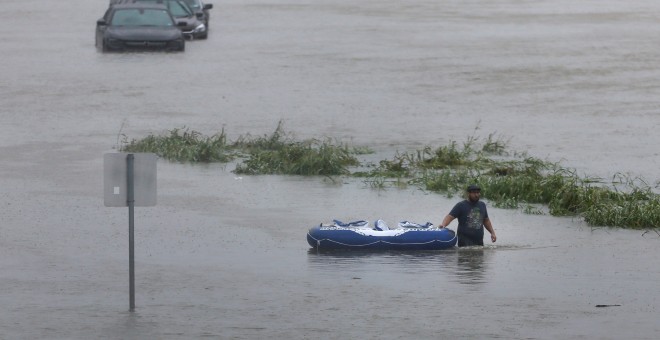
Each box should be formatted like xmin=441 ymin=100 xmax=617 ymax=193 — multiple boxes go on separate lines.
xmin=439 ymin=184 xmax=497 ymax=247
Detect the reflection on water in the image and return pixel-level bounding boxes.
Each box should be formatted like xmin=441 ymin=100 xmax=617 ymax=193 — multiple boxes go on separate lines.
xmin=306 ymin=248 xmax=454 ymax=262
xmin=453 ymin=247 xmax=487 ymax=285
xmin=307 ymin=247 xmax=491 ymax=286
xmin=308 ymin=248 xmax=452 ymax=272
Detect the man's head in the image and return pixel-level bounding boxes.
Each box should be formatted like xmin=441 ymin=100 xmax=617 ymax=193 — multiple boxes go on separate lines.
xmin=467 ymin=184 xmax=481 ymax=202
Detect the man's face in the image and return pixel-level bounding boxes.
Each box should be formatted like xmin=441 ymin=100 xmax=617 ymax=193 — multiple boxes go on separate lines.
xmin=468 ymin=190 xmax=480 ymax=202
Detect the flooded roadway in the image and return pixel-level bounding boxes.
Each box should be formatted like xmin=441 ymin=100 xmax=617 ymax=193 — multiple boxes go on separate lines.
xmin=1 ymin=0 xmax=659 ymax=339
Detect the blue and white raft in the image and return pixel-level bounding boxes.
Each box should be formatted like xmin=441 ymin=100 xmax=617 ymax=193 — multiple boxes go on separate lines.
xmin=307 ymin=220 xmax=457 ymax=250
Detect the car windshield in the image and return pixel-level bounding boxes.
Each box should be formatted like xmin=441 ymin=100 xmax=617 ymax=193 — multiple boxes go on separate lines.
xmin=110 ymin=8 xmax=174 ymax=27
xmin=183 ymin=0 xmax=201 ymax=10
xmin=168 ymin=0 xmax=193 ymax=17
xmin=131 ymin=0 xmax=194 ymax=17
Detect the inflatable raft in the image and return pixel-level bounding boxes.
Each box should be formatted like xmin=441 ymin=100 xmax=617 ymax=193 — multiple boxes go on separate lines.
xmin=307 ymin=220 xmax=457 ymax=250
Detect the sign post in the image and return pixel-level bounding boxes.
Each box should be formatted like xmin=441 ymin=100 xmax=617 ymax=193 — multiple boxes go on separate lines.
xmin=127 ymin=154 xmax=136 ymax=310
xmin=104 ymin=153 xmax=157 ymax=311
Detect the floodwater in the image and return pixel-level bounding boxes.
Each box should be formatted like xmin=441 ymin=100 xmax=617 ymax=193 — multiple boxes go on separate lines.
xmin=1 ymin=0 xmax=659 ymax=339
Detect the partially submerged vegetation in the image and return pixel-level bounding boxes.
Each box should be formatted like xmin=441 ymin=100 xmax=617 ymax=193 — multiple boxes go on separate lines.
xmin=121 ymin=122 xmax=360 ymax=176
xmin=360 ymin=133 xmax=659 ymax=229
xmin=122 ymin=127 xmax=235 ymax=163
xmin=231 ymin=123 xmax=359 ymax=176
xmin=120 ymin=124 xmax=659 ymax=229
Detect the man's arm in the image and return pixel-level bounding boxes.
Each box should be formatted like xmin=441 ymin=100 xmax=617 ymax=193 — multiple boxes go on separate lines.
xmin=440 ymin=215 xmax=455 ymax=228
xmin=484 ymin=218 xmax=496 ymax=242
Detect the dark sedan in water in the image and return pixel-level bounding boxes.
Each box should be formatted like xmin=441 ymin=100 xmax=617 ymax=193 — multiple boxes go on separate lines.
xmin=96 ymin=3 xmax=186 ymax=52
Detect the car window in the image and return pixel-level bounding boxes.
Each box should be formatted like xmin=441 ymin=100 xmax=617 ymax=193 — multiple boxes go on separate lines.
xmin=110 ymin=8 xmax=174 ymax=27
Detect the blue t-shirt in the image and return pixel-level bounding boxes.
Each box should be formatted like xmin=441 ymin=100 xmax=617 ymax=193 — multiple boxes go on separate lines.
xmin=449 ymin=200 xmax=488 ymax=239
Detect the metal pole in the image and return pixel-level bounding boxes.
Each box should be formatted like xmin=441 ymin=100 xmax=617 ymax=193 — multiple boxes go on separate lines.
xmin=127 ymin=154 xmax=135 ymax=311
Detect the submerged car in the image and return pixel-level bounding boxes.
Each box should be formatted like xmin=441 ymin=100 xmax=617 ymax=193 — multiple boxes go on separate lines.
xmin=162 ymin=0 xmax=207 ymax=39
xmin=96 ymin=3 xmax=186 ymax=52
xmin=182 ymin=0 xmax=212 ymax=28
xmin=112 ymin=0 xmax=207 ymax=39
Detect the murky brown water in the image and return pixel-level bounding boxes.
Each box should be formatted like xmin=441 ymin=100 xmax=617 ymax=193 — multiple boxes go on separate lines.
xmin=2 ymin=0 xmax=659 ymax=339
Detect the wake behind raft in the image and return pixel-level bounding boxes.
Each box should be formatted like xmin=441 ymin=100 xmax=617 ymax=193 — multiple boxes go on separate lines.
xmin=307 ymin=220 xmax=457 ymax=250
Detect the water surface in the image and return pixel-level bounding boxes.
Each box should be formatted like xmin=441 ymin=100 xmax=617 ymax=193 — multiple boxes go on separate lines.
xmin=1 ymin=0 xmax=659 ymax=339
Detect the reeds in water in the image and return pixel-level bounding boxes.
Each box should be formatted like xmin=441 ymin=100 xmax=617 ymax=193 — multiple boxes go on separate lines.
xmin=368 ymin=134 xmax=659 ymax=229
xmin=121 ymin=127 xmax=234 ymax=162
xmin=120 ymin=124 xmax=659 ymax=229
xmin=121 ymin=122 xmax=359 ymax=176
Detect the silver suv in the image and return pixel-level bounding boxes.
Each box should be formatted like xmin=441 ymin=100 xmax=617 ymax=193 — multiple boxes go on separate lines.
xmin=182 ymin=0 xmax=213 ymax=28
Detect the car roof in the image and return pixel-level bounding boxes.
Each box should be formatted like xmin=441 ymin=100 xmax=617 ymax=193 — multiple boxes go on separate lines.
xmin=109 ymin=0 xmax=164 ymax=6
xmin=111 ymin=0 xmax=195 ymax=12
xmin=110 ymin=0 xmax=185 ymax=5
